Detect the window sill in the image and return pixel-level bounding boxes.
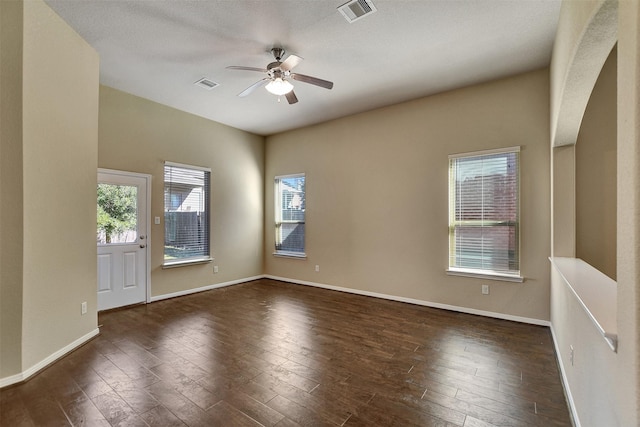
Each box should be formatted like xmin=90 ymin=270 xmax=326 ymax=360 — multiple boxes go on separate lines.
xmin=273 ymin=251 xmax=307 ymax=259
xmin=446 ymin=268 xmax=524 ymax=283
xmin=163 ymin=257 xmax=213 ymax=269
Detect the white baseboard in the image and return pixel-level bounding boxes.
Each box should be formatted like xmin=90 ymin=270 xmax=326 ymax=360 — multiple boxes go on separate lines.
xmin=0 ymin=327 xmax=100 ymax=388
xmin=264 ymin=275 xmax=551 ymax=327
xmin=153 ymin=274 xmax=550 ymax=326
xmin=549 ymin=325 xmax=581 ymax=427
xmin=150 ymin=275 xmax=265 ymax=302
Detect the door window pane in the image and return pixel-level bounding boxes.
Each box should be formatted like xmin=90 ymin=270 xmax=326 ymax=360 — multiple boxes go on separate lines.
xmin=97 ymin=183 xmax=138 ymax=244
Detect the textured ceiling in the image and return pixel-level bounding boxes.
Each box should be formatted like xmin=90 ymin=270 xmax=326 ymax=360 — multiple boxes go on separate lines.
xmin=44 ymin=0 xmax=562 ymax=136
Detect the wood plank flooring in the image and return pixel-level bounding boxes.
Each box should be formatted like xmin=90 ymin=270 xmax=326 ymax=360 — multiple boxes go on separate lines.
xmin=1 ymin=279 xmax=572 ymax=426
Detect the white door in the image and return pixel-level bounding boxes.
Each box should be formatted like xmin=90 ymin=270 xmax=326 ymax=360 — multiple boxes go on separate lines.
xmin=97 ymin=170 xmax=149 ymax=311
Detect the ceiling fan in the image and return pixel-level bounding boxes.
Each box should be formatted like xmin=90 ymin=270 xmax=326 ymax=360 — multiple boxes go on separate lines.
xmin=227 ymin=47 xmax=334 ymax=104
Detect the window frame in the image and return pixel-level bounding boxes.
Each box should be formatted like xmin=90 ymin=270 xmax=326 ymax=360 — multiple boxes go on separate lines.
xmin=274 ymin=173 xmax=306 ymax=259
xmin=163 ymin=161 xmax=212 ymax=268
xmin=447 ymin=146 xmax=523 ymax=282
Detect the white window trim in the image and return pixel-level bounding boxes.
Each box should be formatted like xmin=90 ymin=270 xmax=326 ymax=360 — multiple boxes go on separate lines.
xmin=272 ymin=251 xmax=307 ymax=259
xmin=163 ymin=161 xmax=211 ymax=267
xmin=448 ymin=145 xmax=521 ymax=160
xmin=274 ymin=172 xmax=305 ymax=180
xmin=164 ymin=160 xmax=211 ymax=173
xmin=162 ymin=257 xmax=213 ymax=269
xmin=447 ymin=146 xmax=521 ymax=280
xmin=274 ymin=173 xmax=306 ymax=258
xmin=446 ymin=267 xmax=524 ymax=283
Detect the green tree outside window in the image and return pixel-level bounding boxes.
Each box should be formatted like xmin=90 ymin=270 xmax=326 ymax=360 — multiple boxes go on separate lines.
xmin=97 ymin=184 xmax=137 ymax=243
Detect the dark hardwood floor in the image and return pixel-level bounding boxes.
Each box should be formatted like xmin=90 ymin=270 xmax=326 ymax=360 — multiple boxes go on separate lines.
xmin=1 ymin=279 xmax=572 ymax=426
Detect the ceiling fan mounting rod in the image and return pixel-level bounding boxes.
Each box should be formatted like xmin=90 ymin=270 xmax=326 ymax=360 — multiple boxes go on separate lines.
xmin=271 ymin=47 xmax=285 ymax=62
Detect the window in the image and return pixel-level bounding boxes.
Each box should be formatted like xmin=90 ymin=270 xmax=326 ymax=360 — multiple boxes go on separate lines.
xmin=274 ymin=174 xmax=306 ymax=257
xmin=164 ymin=162 xmax=211 ymax=265
xmin=448 ymin=147 xmax=521 ymax=281
xmin=97 ymin=183 xmax=138 ymax=244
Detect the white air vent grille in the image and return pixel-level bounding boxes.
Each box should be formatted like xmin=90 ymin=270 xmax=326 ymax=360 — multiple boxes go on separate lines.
xmin=194 ymin=77 xmax=219 ymax=90
xmin=338 ymin=0 xmax=377 ymax=23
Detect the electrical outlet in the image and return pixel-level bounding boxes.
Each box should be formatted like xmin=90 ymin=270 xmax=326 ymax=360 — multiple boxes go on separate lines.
xmin=213 ymin=265 xmax=219 ymax=273
xmin=315 ymin=265 xmax=320 ymax=272
xmin=81 ymin=301 xmax=87 ymax=315
xmin=481 ymin=284 xmax=489 ymax=295
xmin=570 ymin=345 xmax=574 ymax=366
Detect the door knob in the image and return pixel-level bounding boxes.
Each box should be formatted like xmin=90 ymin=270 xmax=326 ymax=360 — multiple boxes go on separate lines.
xmin=139 ymin=244 xmax=146 ymax=249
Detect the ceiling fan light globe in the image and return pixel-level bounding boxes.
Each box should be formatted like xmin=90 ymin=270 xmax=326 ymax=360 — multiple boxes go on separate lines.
xmin=265 ymin=78 xmax=294 ymax=96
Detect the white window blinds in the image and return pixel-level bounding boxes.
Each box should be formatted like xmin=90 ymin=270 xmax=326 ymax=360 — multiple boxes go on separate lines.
xmin=448 ymin=147 xmax=520 ymax=277
xmin=164 ymin=162 xmax=211 ymax=263
xmin=275 ymin=174 xmax=306 ymax=256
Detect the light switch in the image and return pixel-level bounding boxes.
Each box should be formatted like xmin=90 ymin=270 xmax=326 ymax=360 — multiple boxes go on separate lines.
xmin=154 ymin=216 xmax=161 ymax=225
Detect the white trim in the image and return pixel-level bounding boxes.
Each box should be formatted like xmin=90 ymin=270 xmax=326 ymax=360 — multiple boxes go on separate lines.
xmin=144 ymin=175 xmax=152 ymax=303
xmin=263 ymin=275 xmax=549 ymax=326
xmin=549 ymin=325 xmax=581 ymax=427
xmin=154 ymin=274 xmax=548 ymax=326
xmin=273 ymin=251 xmax=307 ymax=259
xmin=162 ymin=257 xmax=213 ymax=269
xmin=0 ymin=328 xmax=100 ymax=388
xmin=98 ymin=168 xmax=152 ymax=179
xmin=274 ymin=172 xmax=305 ymax=180
xmin=0 ymin=372 xmax=24 ymax=389
xmin=446 ymin=268 xmax=524 ymax=283
xmin=164 ymin=160 xmax=211 ymax=173
xmin=448 ymin=145 xmax=521 ymax=159
xmin=150 ymin=275 xmax=264 ymax=302
xmin=274 ymin=173 xmax=306 ymax=255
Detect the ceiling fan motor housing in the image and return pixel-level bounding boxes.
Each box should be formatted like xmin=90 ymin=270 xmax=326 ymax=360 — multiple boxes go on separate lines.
xmin=267 ymin=67 xmax=288 ymax=80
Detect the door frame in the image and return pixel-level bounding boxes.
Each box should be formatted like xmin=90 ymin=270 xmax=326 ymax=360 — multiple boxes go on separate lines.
xmin=98 ymin=168 xmax=152 ymax=304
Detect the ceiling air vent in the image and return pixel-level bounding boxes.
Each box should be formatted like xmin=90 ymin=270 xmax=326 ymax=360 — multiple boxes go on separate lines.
xmin=194 ymin=77 xmax=219 ymax=90
xmin=338 ymin=0 xmax=377 ymax=23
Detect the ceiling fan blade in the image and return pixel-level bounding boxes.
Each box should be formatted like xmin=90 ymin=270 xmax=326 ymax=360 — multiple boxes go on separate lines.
xmin=226 ymin=66 xmax=268 ymax=73
xmin=238 ymin=78 xmax=268 ymax=97
xmin=291 ymin=73 xmax=333 ymax=90
xmin=285 ymin=90 xmax=298 ymax=104
xmin=280 ymin=54 xmax=303 ymax=72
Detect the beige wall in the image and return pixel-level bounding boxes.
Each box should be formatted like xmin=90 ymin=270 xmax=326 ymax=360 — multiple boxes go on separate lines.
xmin=0 ymin=0 xmax=25 ymax=378
xmin=552 ymin=144 xmax=576 ymax=257
xmin=576 ymin=47 xmax=617 ymax=280
xmin=21 ymin=0 xmax=100 ymax=370
xmin=0 ymin=0 xmax=100 ymax=379
xmin=550 ymin=0 xmax=617 ymax=148
xmin=98 ymin=86 xmax=264 ymax=298
xmin=616 ymin=1 xmax=640 ymax=424
xmin=265 ymin=69 xmax=551 ymax=322
xmin=550 ymin=1 xmax=639 ymax=425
